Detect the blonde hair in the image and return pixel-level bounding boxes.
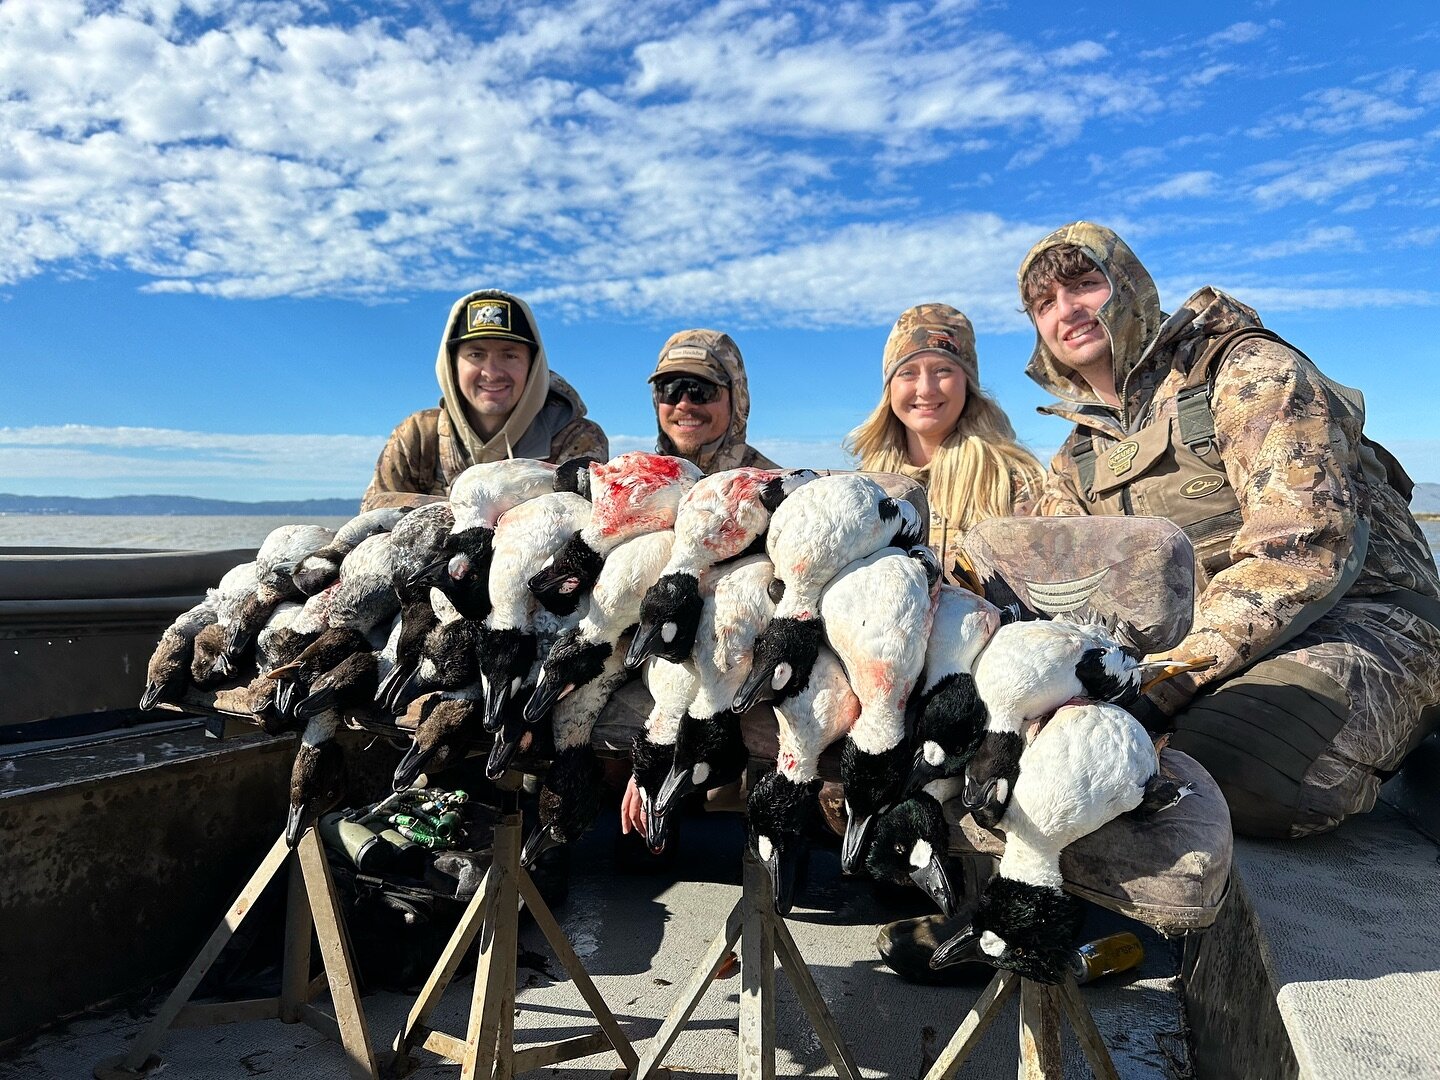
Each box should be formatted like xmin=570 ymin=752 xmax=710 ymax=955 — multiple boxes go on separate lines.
xmin=843 ymin=383 xmax=1043 ymax=543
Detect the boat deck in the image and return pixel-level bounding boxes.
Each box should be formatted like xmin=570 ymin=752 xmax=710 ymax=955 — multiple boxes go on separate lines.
xmin=0 ymin=809 xmax=1191 ymax=1079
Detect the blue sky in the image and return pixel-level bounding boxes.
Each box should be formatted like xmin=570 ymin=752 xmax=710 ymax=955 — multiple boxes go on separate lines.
xmin=3 ymin=0 xmax=1439 ymax=502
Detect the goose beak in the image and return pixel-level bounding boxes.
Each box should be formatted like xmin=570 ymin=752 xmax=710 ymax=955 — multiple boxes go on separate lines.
xmin=392 ymin=740 xmax=434 ymax=792
xmin=929 ymin=925 xmax=984 ymax=971
xmin=756 ymin=835 xmax=803 ymax=916
xmin=407 ymin=556 xmax=449 ymax=590
xmin=223 ymin=624 xmax=254 ymax=663
xmin=1137 ymin=655 xmax=1216 ymax=695
xmin=284 ymin=801 xmax=309 ymax=849
xmin=485 ymin=722 xmax=529 ymax=780
xmin=274 ymin=678 xmax=301 ymax=719
xmin=905 ymin=747 xmax=943 ymax=798
xmin=961 ymin=771 xmax=1008 ymax=835
xmin=523 ymin=669 xmax=567 ymax=725
xmin=482 ymin=679 xmax=511 ymax=734
xmin=521 ymin=822 xmax=558 ymax=868
xmin=139 ymin=682 xmax=166 ymax=711
xmin=909 ymin=852 xmax=958 ymax=917
xmin=840 ymin=811 xmax=876 ymax=876
xmin=654 ymin=763 xmax=698 ymax=821
xmin=625 ymin=621 xmax=666 ymax=670
xmin=641 ymin=789 xmax=672 ymax=854
xmin=732 ymin=666 xmax=775 ymax=714
xmin=293 ymin=686 xmax=335 ymax=721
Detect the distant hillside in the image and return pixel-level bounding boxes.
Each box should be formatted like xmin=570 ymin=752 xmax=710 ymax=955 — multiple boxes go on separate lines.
xmin=0 ymin=493 xmax=358 ymax=516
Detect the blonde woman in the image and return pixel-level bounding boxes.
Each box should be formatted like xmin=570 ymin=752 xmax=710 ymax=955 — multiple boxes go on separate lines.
xmin=844 ymin=303 xmax=1042 ymax=580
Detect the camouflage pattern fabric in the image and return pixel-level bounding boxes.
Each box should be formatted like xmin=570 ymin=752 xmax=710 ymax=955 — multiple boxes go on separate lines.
xmin=361 ymin=372 xmax=608 ymax=511
xmin=962 ymin=515 xmax=1195 ymax=655
xmin=1020 ymin=221 xmax=1440 ymax=834
xmin=651 ymin=329 xmax=777 ymax=474
xmin=1169 ymin=598 xmax=1440 ymax=837
xmin=881 ymin=303 xmax=980 ymax=387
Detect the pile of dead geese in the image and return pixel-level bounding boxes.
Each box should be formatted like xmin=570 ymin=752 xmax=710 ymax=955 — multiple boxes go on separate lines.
xmin=142 ymin=452 xmax=1198 ymax=983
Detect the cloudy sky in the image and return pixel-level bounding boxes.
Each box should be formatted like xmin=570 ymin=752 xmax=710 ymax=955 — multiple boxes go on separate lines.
xmin=3 ymin=0 xmax=1439 ymax=501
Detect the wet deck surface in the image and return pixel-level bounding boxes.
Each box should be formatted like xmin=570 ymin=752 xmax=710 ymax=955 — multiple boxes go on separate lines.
xmin=2 ymin=810 xmax=1191 ymax=1079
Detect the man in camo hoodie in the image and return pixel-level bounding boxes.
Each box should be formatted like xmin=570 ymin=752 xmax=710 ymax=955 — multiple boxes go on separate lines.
xmin=1020 ymin=221 xmax=1440 ymax=838
xmin=362 ymin=289 xmax=608 ymax=511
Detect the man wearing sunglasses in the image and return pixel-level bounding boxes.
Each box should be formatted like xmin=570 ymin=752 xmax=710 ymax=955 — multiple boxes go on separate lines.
xmin=648 ymin=329 xmax=777 ymax=474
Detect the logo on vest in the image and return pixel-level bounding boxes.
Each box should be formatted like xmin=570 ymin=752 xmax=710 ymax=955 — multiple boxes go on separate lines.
xmin=1107 ymin=441 xmax=1139 ymax=476
xmin=1180 ymin=474 xmax=1226 ymax=499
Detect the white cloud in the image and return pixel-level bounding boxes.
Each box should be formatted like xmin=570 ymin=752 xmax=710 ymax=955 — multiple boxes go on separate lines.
xmin=0 ymin=425 xmax=384 ymax=500
xmin=0 ymin=0 xmax=1155 ymax=309
xmin=1249 ymin=140 xmax=1415 ymax=207
xmin=1249 ymin=225 xmax=1360 ymax=260
xmin=1130 ymin=171 xmax=1220 ymax=202
xmin=1202 ymin=21 xmax=1271 ymax=48
xmin=526 ymin=212 xmax=1046 ymax=332
xmin=1255 ymin=87 xmax=1425 ymax=137
xmin=1183 ymin=63 xmax=1235 ymax=89
xmin=1203 ymin=284 xmax=1440 ymax=312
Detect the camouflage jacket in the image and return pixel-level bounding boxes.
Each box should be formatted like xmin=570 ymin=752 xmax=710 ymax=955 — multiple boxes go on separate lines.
xmin=1023 ymin=223 xmax=1439 ymax=715
xmin=361 ymin=373 xmax=608 ymax=511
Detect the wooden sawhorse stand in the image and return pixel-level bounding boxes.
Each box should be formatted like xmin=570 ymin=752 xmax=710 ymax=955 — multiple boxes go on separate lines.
xmin=94 ymin=827 xmax=379 ymax=1080
xmin=632 ymin=848 xmax=861 ymax=1080
xmin=390 ymin=798 xmax=638 ymax=1078
xmin=923 ymin=968 xmax=1120 ymax=1080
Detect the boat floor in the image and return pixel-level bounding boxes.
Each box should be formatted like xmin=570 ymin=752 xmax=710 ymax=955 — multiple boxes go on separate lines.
xmin=0 ymin=811 xmax=1191 ymax=1079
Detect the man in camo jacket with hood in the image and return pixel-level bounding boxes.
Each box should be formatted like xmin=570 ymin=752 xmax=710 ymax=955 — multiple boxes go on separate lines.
xmin=648 ymin=329 xmax=778 ymax=474
xmin=362 ymin=288 xmax=608 ymax=511
xmin=1020 ymin=221 xmax=1440 ymax=838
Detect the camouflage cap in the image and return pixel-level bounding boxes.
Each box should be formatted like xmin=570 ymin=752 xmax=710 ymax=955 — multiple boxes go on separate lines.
xmin=649 ymin=329 xmax=736 ymax=387
xmin=882 ymin=304 xmax=979 ymax=385
xmin=447 ymin=293 xmax=537 ymax=348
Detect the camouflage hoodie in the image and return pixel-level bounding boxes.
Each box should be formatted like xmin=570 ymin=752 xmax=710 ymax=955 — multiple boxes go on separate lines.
xmin=1021 ymin=222 xmax=1439 ymax=713
xmin=651 ymin=329 xmax=778 ymax=474
xmin=361 ymin=289 xmax=608 ymax=510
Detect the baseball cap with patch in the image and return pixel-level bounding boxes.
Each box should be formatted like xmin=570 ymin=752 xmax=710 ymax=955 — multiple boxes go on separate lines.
xmin=448 ymin=296 xmax=537 ymax=348
xmin=648 ymin=330 xmax=735 ymax=387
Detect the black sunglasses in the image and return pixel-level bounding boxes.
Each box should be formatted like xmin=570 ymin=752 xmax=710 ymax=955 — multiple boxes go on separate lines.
xmin=656 ymin=376 xmax=724 ymax=406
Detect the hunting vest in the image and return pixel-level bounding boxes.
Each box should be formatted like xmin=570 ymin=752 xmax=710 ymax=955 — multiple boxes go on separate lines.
xmin=1069 ymin=327 xmax=1411 ymax=589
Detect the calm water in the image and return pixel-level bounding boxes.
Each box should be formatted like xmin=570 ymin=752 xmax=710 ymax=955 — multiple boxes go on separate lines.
xmin=1 ymin=512 xmax=1438 ymax=555
xmin=0 ymin=514 xmax=355 ymax=550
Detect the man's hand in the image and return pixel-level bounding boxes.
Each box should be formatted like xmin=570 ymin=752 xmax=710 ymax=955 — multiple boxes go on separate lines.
xmin=619 ymin=774 xmax=647 ymax=836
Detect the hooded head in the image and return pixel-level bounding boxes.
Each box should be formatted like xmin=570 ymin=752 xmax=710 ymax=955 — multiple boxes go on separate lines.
xmin=650 ymin=329 xmax=755 ymax=473
xmin=881 ymin=303 xmax=980 ymax=388
xmin=437 ymin=289 xmax=552 ymax=463
xmin=1017 ymin=222 xmax=1163 ymax=405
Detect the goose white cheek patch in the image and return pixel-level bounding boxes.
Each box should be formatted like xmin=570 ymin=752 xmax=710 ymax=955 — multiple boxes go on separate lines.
xmin=691 ymin=762 xmax=711 ymax=785
xmin=923 ymin=741 xmax=944 ymax=767
xmin=559 ymin=578 xmax=579 ymax=594
xmin=980 ymin=931 xmax=1006 ymax=958
xmin=772 ymin=662 xmax=792 ymax=690
xmin=757 ymin=835 xmax=774 ymax=862
xmin=661 ymin=622 xmax=677 ymax=644
xmin=909 ymin=838 xmax=934 ymax=870
xmin=994 ymin=778 xmax=1009 ymax=804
